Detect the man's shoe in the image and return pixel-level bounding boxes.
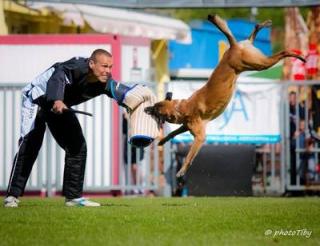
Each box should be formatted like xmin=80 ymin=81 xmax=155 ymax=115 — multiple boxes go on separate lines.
xmin=4 ymin=196 xmax=20 ymax=208
xmin=65 ymin=197 xmax=101 ymax=207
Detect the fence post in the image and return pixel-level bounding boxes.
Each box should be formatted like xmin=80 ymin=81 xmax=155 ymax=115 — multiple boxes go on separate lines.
xmin=163 ymin=133 xmax=172 ymax=197
xmin=162 ymin=82 xmax=172 ymax=197
xmin=46 ymin=131 xmax=53 ymax=197
xmin=280 ymin=83 xmax=287 ymax=194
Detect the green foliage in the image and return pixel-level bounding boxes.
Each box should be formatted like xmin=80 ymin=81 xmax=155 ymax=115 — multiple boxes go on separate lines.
xmin=167 ymin=7 xmax=310 ymax=27
xmin=168 ymin=8 xmax=251 ymax=23
xmin=163 ymin=7 xmax=311 ymax=53
xmin=0 ymin=197 xmax=319 ymax=246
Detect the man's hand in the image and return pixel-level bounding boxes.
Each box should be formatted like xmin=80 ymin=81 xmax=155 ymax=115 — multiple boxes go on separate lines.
xmin=52 ymin=100 xmax=67 ymax=114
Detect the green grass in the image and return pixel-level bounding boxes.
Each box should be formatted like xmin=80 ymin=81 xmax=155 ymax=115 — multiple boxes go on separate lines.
xmin=0 ymin=197 xmax=319 ymax=246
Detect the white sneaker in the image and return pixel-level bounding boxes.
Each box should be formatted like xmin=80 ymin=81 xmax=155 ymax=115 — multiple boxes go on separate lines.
xmin=4 ymin=196 xmax=20 ymax=208
xmin=65 ymin=197 xmax=101 ymax=207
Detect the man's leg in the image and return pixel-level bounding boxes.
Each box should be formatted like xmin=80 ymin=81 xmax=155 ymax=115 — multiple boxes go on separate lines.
xmin=6 ymin=111 xmax=46 ymax=198
xmin=46 ymin=111 xmax=100 ymax=207
xmin=46 ymin=111 xmax=87 ymax=199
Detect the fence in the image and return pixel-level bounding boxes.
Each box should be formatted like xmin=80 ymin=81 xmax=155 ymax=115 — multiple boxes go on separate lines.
xmin=1 ymin=80 xmax=320 ymax=196
xmin=0 ymin=82 xmax=159 ymax=196
xmin=283 ymin=81 xmax=320 ymax=193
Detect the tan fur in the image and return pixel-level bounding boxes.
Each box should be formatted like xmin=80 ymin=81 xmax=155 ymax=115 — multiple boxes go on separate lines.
xmin=145 ymin=15 xmax=305 ymax=177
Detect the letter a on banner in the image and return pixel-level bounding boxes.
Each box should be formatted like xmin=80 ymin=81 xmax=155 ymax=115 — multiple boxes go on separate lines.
xmin=220 ymin=90 xmax=248 ymax=129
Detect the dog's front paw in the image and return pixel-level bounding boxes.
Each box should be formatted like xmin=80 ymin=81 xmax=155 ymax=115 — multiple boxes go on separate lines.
xmin=208 ymin=14 xmax=217 ymax=21
xmin=176 ymin=169 xmax=186 ymax=178
xmin=263 ymin=20 xmax=272 ymax=27
xmin=158 ymin=138 xmax=166 ymax=146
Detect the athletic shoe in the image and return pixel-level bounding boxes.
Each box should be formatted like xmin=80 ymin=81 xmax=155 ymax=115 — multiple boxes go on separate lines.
xmin=4 ymin=196 xmax=20 ymax=208
xmin=65 ymin=197 xmax=101 ymax=207
xmin=133 ymin=189 xmax=144 ymax=196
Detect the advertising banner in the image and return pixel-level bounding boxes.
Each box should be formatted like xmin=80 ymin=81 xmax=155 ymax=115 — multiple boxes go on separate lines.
xmin=167 ymin=80 xmax=281 ymax=144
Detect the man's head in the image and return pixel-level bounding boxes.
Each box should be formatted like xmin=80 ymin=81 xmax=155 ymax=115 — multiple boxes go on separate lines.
xmin=89 ymin=49 xmax=113 ymax=83
xmin=289 ymin=91 xmax=297 ymax=106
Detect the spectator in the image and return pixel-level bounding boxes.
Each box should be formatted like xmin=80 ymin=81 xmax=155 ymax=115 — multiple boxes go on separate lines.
xmin=293 ymin=120 xmax=315 ymax=184
xmin=289 ymin=91 xmax=306 ymax=185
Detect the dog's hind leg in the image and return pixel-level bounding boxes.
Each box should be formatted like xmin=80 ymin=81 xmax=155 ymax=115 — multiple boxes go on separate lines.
xmin=208 ymin=14 xmax=237 ymax=46
xmin=275 ymin=50 xmax=306 ymax=63
xmin=158 ymin=125 xmax=188 ymax=146
xmin=242 ymin=50 xmax=306 ymax=71
xmin=176 ymin=121 xmax=206 ymax=177
xmin=248 ymin=20 xmax=272 ymax=43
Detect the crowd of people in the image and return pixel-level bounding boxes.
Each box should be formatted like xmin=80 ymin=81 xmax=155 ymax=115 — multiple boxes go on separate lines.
xmin=289 ymin=88 xmax=320 ymax=186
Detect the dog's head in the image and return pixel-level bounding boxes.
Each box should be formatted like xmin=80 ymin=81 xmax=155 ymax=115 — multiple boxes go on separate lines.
xmin=145 ymin=92 xmax=183 ymax=126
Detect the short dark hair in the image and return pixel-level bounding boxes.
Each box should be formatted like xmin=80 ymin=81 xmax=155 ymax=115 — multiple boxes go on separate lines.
xmin=90 ymin=49 xmax=112 ymax=62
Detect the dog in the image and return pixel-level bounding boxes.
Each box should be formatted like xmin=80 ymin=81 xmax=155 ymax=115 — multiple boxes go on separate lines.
xmin=145 ymin=14 xmax=305 ymax=178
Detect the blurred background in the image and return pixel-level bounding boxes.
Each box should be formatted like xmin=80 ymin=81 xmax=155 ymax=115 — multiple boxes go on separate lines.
xmin=0 ymin=0 xmax=320 ymax=198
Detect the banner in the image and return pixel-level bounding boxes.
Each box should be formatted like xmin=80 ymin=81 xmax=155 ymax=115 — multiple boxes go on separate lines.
xmin=167 ymin=81 xmax=281 ymax=144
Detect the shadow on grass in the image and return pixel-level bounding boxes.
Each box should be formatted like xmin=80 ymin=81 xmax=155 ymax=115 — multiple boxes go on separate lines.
xmin=161 ymin=203 xmax=189 ymax=207
xmin=103 ymin=204 xmax=131 ymax=207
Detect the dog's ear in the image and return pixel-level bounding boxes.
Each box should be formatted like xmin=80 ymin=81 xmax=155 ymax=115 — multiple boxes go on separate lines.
xmin=165 ymin=92 xmax=173 ymax=101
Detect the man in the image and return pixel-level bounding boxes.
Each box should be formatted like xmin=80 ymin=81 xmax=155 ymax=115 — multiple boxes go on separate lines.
xmin=4 ymin=49 xmax=138 ymax=207
xmin=289 ymin=91 xmax=305 ymax=185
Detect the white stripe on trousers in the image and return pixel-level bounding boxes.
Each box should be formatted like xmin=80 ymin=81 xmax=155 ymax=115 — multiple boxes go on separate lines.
xmin=7 ymin=137 xmax=25 ymax=195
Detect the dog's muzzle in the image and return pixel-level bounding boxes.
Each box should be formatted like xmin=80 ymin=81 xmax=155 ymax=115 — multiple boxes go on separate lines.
xmin=144 ymin=106 xmax=155 ymax=115
xmin=144 ymin=106 xmax=166 ymax=125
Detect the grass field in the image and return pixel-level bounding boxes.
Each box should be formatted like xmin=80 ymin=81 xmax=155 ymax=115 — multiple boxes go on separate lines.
xmin=0 ymin=197 xmax=319 ymax=246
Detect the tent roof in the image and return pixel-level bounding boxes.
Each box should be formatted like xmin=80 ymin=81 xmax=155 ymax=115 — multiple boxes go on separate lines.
xmin=27 ymin=2 xmax=191 ymax=43
xmin=27 ymin=0 xmax=320 ymax=8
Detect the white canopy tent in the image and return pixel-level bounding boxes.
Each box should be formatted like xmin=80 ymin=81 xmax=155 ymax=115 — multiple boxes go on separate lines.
xmin=27 ymin=2 xmax=191 ymax=43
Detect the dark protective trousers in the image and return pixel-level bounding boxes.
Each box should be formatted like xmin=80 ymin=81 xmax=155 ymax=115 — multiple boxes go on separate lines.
xmin=6 ymin=109 xmax=87 ymax=199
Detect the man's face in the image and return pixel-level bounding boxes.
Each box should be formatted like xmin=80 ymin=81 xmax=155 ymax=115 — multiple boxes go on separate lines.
xmin=89 ymin=54 xmax=113 ymax=83
xmin=289 ymin=93 xmax=296 ymax=105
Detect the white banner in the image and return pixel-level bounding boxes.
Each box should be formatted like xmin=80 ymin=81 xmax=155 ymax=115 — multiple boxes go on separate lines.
xmin=167 ymin=81 xmax=281 ymax=144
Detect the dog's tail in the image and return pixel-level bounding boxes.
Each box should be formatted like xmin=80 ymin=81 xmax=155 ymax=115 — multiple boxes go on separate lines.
xmin=208 ymin=14 xmax=237 ymax=46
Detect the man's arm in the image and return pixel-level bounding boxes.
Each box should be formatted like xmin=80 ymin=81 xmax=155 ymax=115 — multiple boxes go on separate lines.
xmin=105 ymin=79 xmax=131 ymax=108
xmin=46 ymin=66 xmax=69 ymax=102
xmin=105 ymin=79 xmax=154 ymax=111
xmin=46 ymin=66 xmax=69 ymax=114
